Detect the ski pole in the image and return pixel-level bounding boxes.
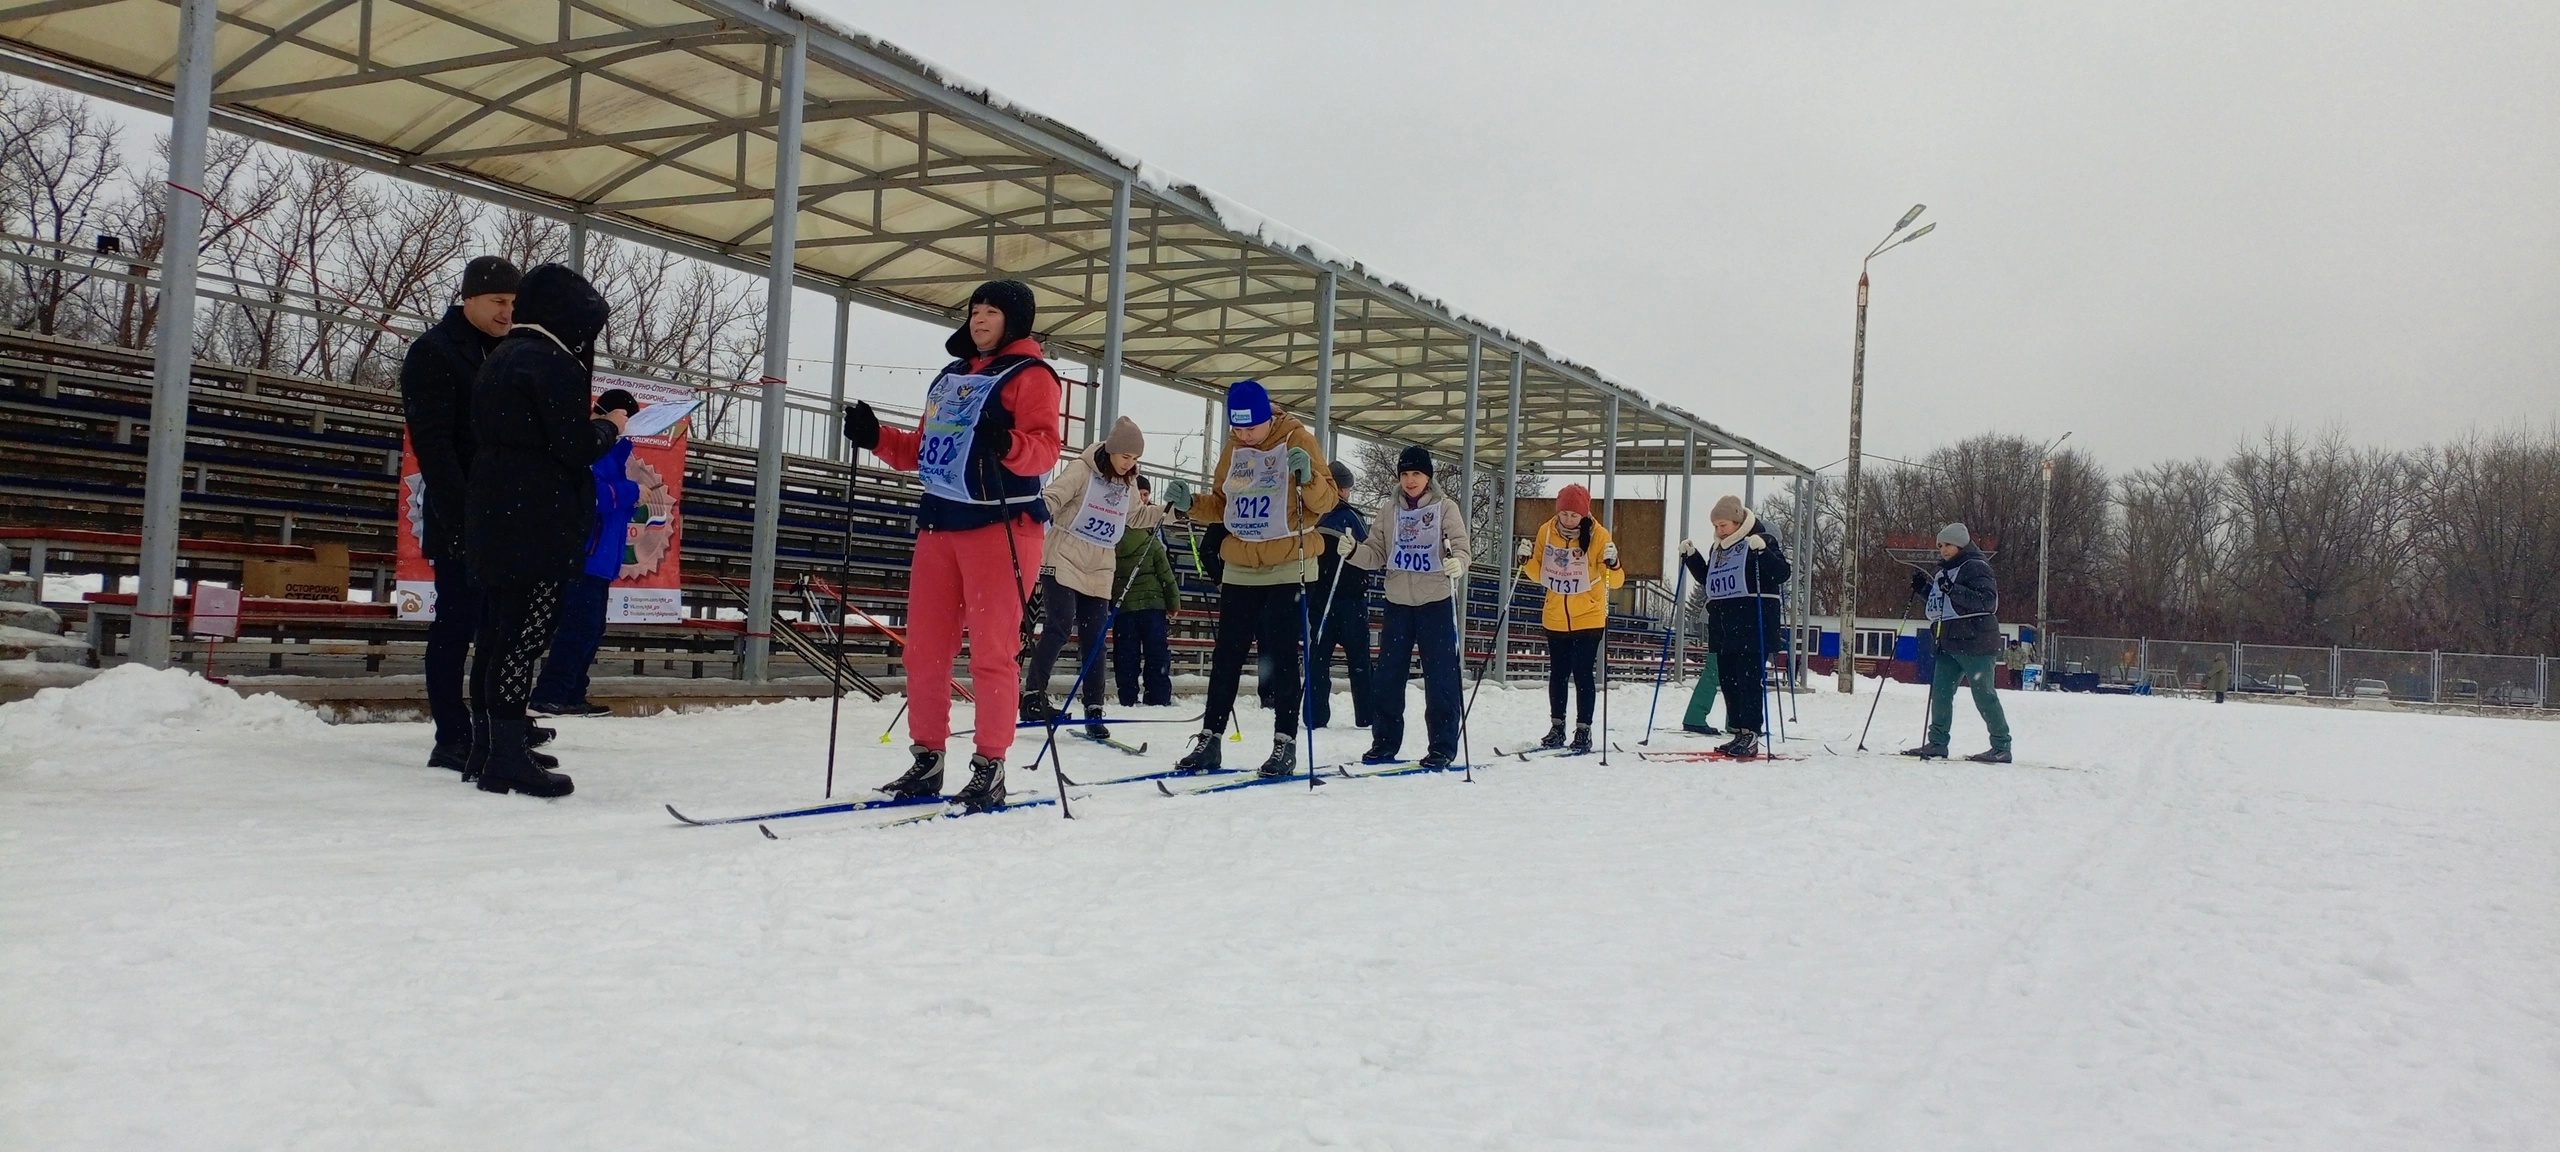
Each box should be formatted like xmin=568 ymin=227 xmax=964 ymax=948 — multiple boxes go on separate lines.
xmin=1452 ymin=570 xmax=1474 ymax=783
xmin=1298 ymin=526 xmax=1320 ymax=789
xmin=823 ymin=446 xmax=861 ymax=797
xmin=1641 ymin=565 xmax=1688 ymax=745
xmin=1030 ymin=596 xmax=1121 ymax=807
xmin=1856 ymin=666 xmax=1889 ymax=751
xmin=982 ymin=453 xmax=1065 ymax=819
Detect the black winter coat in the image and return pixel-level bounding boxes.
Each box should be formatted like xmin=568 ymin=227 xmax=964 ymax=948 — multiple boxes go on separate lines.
xmin=398 ymin=306 xmax=498 ymax=562
xmin=465 ymin=266 xmax=618 ymax=588
xmin=1925 ymin=545 xmax=2002 ymax=656
xmin=1683 ymin=525 xmax=1792 ymax=656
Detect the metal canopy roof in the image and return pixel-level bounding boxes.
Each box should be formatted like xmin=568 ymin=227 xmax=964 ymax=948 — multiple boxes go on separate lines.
xmin=0 ymin=0 xmax=1808 ymax=479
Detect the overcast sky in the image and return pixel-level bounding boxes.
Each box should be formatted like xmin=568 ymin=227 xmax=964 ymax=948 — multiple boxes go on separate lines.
xmin=798 ymin=0 xmax=2558 ymax=474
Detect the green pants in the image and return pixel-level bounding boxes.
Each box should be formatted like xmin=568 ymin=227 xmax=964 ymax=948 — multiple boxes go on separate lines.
xmin=1928 ymin=651 xmax=2012 ymax=750
xmin=1681 ymin=652 xmax=1721 ymax=727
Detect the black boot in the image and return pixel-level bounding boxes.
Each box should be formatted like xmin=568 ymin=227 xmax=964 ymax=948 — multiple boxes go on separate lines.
xmin=951 ymin=754 xmax=1007 ymax=812
xmin=1899 ymin=742 xmax=1949 ymax=760
xmin=1569 ymin=724 xmax=1593 ymax=754
xmin=1359 ymin=742 xmax=1400 ymax=765
xmin=428 ymin=736 xmax=470 ymax=772
xmin=1715 ymin=729 xmax=1758 ymax=758
xmin=527 ymin=724 xmax=556 ymax=748
xmin=1966 ymin=747 xmax=2013 ymax=764
xmin=1680 ymin=722 xmax=1722 ymax=736
xmin=1019 ymin=690 xmax=1057 ymax=724
xmin=879 ymin=745 xmax=945 ymax=799
xmin=1418 ymin=750 xmax=1455 ymax=770
xmin=476 ymin=714 xmax=574 ymax=797
xmin=1257 ymin=734 xmax=1299 ymax=778
xmin=1083 ymin=707 xmax=1109 ymax=740
xmin=1538 ymin=719 xmax=1568 ymax=749
xmin=1173 ymin=730 xmax=1222 ymax=774
xmin=458 ymin=709 xmax=491 ymax=781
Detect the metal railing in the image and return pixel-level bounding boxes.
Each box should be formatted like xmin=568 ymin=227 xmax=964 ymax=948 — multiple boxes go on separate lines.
xmin=2049 ymin=633 xmax=2552 ymax=711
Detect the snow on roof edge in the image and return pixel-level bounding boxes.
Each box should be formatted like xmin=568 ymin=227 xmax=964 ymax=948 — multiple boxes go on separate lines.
xmin=768 ymin=2 xmax=1700 ymax=432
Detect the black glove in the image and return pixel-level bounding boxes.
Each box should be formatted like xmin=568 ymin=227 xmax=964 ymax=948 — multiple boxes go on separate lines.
xmin=594 ymin=388 xmax=640 ymax=417
xmin=1909 ymin=569 xmax=1930 ymax=596
xmin=969 ymin=388 xmax=1018 ymax=473
xmin=842 ymin=401 xmax=880 ymax=452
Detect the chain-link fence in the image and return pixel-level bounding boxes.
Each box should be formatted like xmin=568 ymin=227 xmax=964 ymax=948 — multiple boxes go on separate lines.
xmin=2048 ymin=634 xmax=2553 ymax=711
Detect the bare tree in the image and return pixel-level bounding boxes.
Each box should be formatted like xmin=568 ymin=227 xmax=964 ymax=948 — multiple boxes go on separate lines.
xmin=0 ymin=82 xmax=124 ymax=337
xmin=2409 ymin=427 xmax=2560 ymax=654
xmin=2113 ymin=458 xmax=2232 ymax=638
xmin=2225 ymin=427 xmax=2409 ymax=645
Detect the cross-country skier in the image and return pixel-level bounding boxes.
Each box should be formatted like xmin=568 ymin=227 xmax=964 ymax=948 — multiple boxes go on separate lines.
xmin=842 ymin=279 xmax=1064 ymax=810
xmin=1677 ymin=495 xmax=1791 ymax=758
xmin=1022 ymin=415 xmax=1168 ymax=738
xmin=1165 ymin=380 xmax=1340 ymax=777
xmin=1347 ymin=445 xmax=1472 ymax=769
xmin=1902 ymin=522 xmax=2014 ymax=763
xmin=1305 ymin=459 xmax=1374 ymax=731
xmin=1110 ymin=475 xmax=1180 ymax=709
xmin=1515 ymin=484 xmax=1623 ymax=753
xmin=462 ymin=263 xmax=625 ymax=798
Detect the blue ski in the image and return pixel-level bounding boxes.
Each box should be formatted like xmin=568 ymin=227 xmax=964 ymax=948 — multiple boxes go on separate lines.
xmin=1074 ymin=764 xmax=1245 ymax=787
xmin=666 ymin=794 xmax=940 ymax=826
xmin=874 ymin=794 xmax=1060 ymax=826
xmin=1155 ymin=770 xmax=1328 ymax=796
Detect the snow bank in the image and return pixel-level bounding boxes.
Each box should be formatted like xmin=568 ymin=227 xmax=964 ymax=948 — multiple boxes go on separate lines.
xmin=0 ymin=663 xmax=322 ymax=750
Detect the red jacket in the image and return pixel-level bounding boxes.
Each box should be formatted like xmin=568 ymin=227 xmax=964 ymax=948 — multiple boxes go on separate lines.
xmin=875 ymin=335 xmax=1063 ymax=481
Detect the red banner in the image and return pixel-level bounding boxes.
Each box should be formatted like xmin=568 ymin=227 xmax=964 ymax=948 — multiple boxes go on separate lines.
xmin=395 ymin=371 xmax=689 ymax=624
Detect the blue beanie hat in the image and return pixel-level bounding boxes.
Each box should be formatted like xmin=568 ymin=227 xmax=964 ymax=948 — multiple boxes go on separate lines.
xmin=1225 ymin=379 xmax=1273 ymax=427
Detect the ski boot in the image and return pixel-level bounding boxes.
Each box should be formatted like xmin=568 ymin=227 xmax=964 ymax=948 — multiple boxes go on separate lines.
xmin=879 ymin=745 xmax=945 ymax=799
xmin=1172 ymin=730 xmax=1222 ymax=775
xmin=531 ymin=700 xmax=611 ymax=718
xmin=1019 ymin=690 xmax=1058 ymax=724
xmin=1083 ymin=707 xmax=1109 ymax=741
xmin=1899 ymin=742 xmax=1949 ymax=760
xmin=952 ymin=754 xmax=1007 ymax=812
xmin=1966 ymin=747 xmax=2013 ymax=764
xmin=1256 ymin=734 xmax=1300 ymax=778
xmin=1680 ymin=722 xmax=1722 ymax=737
xmin=475 ymin=715 xmax=574 ymax=798
xmin=1537 ymin=719 xmax=1568 ymax=750
xmin=1359 ymin=743 xmax=1401 ymax=765
xmin=1568 ymin=725 xmax=1593 ymax=754
xmin=1418 ymin=750 xmax=1455 ymax=770
xmin=1715 ymin=729 xmax=1759 ymax=758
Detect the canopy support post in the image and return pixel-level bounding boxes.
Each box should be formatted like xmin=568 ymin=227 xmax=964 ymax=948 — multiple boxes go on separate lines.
xmin=743 ymin=29 xmax=804 ymax=682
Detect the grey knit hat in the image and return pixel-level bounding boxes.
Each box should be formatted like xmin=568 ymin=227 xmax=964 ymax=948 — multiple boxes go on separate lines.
xmin=1937 ymin=522 xmax=1971 ymax=548
xmin=1103 ymin=415 xmax=1144 ymax=457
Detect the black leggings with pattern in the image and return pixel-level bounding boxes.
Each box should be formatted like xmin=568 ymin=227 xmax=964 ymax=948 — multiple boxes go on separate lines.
xmin=469 ymin=580 xmax=566 ymax=716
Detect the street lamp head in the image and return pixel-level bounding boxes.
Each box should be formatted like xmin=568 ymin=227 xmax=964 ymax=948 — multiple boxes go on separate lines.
xmin=1895 ymin=204 xmax=1927 ymax=232
xmin=1904 ymin=222 xmax=1935 ymax=242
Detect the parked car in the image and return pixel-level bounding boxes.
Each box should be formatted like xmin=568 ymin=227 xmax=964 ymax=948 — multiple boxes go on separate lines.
xmin=2345 ymin=678 xmax=2390 ymax=700
xmin=2485 ymin=685 xmax=2543 ymax=708
xmin=2446 ymin=678 xmax=2481 ymax=703
xmin=2274 ymin=674 xmax=2308 ymax=695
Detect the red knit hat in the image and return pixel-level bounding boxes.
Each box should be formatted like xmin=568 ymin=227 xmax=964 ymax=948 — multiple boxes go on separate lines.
xmin=1556 ymin=484 xmax=1591 ymax=516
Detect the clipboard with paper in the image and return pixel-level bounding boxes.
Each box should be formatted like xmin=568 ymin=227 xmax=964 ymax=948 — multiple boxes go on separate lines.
xmin=622 ymin=399 xmax=700 ymax=439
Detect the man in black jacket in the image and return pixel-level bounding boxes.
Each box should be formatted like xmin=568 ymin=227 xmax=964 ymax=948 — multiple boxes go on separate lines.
xmin=1903 ymin=522 xmax=2013 ymax=763
xmin=400 ymin=255 xmax=517 ymax=771
xmin=463 ymin=264 xmax=625 ymax=798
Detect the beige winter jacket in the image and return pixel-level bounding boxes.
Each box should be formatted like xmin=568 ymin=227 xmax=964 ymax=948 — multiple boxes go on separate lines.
xmin=1040 ymin=443 xmax=1170 ymax=599
xmin=1184 ymin=413 xmax=1340 ymax=570
xmin=1345 ymin=482 xmax=1473 ymax=606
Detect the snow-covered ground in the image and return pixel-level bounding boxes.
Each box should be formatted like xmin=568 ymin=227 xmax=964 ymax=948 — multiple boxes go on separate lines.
xmin=4 ymin=666 xmax=2554 ymax=1149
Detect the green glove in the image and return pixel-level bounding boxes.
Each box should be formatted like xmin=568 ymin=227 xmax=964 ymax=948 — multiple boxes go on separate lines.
xmin=1164 ymin=478 xmax=1193 ymax=508
xmin=1287 ymin=445 xmax=1315 ymax=484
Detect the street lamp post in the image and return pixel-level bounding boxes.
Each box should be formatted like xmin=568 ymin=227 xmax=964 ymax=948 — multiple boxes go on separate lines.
xmin=1835 ymin=205 xmax=1935 ymax=692
xmin=2036 ymin=430 xmax=2072 ymax=686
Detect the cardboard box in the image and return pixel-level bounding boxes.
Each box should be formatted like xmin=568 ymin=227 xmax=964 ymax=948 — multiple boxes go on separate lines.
xmin=244 ymin=542 xmax=349 ymax=601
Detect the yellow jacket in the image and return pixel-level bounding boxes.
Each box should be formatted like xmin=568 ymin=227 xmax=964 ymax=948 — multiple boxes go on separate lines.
xmin=1519 ymin=517 xmax=1624 ymax=632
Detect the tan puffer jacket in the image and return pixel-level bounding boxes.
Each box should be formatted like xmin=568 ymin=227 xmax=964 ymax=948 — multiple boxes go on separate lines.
xmin=1184 ymin=414 xmax=1340 ymax=570
xmin=1344 ymin=481 xmax=1473 ymax=606
xmin=1040 ymin=443 xmax=1170 ymax=599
